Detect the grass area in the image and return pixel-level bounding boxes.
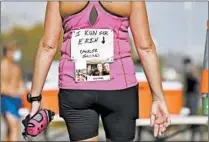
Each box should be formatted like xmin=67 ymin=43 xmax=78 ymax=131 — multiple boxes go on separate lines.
xmin=49 ymin=120 xmax=104 ymax=129
xmin=49 ymin=122 xmax=66 ymax=129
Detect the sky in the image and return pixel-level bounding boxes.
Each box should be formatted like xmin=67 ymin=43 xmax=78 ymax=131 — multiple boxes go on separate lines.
xmin=1 ymin=2 xmax=208 ymax=63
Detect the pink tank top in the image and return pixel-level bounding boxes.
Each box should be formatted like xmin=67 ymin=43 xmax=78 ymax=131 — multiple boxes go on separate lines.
xmin=59 ymin=2 xmax=138 ymax=90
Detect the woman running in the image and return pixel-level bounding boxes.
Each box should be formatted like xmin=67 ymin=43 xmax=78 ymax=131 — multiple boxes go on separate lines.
xmin=28 ymin=2 xmax=171 ymax=141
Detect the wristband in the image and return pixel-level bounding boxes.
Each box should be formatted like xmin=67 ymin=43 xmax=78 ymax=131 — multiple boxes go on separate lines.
xmin=27 ymin=93 xmax=42 ymax=103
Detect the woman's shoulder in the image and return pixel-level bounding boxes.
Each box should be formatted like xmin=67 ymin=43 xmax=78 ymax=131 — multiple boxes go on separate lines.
xmin=59 ymin=1 xmax=132 ymax=18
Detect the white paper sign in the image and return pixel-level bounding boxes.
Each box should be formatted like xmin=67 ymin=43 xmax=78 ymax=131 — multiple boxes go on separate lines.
xmin=71 ymin=29 xmax=113 ymax=82
xmin=71 ymin=29 xmax=114 ymax=61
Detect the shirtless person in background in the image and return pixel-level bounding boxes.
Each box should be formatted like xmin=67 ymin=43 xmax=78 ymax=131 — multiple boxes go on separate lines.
xmin=1 ymin=40 xmax=27 ymax=141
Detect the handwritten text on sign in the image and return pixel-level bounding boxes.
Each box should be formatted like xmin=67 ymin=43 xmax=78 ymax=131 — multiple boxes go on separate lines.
xmin=71 ymin=29 xmax=114 ymax=61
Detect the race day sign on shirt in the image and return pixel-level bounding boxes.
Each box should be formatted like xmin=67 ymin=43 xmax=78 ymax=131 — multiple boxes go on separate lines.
xmin=71 ymin=29 xmax=114 ymax=62
xmin=71 ymin=29 xmax=114 ymax=82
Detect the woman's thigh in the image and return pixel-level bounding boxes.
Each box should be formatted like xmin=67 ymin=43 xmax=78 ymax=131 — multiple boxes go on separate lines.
xmin=58 ymin=89 xmax=99 ymax=141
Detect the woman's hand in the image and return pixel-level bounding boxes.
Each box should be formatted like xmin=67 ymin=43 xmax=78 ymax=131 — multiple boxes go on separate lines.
xmin=150 ymin=100 xmax=171 ymax=137
xmin=30 ymin=101 xmax=41 ymax=117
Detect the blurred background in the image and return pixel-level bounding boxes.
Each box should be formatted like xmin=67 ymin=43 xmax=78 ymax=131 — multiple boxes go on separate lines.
xmin=1 ymin=1 xmax=208 ymax=141
xmin=1 ymin=2 xmax=207 ymax=82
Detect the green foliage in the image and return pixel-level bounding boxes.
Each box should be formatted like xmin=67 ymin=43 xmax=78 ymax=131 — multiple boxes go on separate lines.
xmin=158 ymin=55 xmax=166 ymax=72
xmin=1 ymin=23 xmax=62 ymax=72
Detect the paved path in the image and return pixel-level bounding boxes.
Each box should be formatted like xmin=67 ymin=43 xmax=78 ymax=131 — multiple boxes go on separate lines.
xmin=1 ymin=118 xmax=208 ymax=141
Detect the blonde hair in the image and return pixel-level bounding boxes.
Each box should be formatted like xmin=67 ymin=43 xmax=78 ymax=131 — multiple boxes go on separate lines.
xmin=3 ymin=40 xmax=18 ymax=55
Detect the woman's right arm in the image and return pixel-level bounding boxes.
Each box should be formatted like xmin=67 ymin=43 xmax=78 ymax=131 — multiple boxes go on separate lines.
xmin=30 ymin=2 xmax=62 ymax=115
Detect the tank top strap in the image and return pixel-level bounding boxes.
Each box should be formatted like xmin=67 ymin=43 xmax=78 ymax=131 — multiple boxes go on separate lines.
xmin=88 ymin=1 xmax=101 ymax=9
xmin=88 ymin=1 xmax=126 ymax=19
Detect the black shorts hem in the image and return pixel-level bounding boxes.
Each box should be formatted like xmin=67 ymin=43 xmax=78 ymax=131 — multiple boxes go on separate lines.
xmin=107 ymin=135 xmax=135 ymax=142
xmin=70 ymin=130 xmax=98 ymax=141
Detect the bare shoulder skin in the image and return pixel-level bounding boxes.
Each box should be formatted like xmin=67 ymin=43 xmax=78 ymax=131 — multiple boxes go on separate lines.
xmin=1 ymin=58 xmax=24 ymax=97
xmin=59 ymin=1 xmax=131 ymax=18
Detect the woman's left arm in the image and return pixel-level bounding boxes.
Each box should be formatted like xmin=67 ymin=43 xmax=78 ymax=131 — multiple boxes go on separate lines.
xmin=130 ymin=1 xmax=164 ymax=102
xmin=130 ymin=2 xmax=171 ymax=137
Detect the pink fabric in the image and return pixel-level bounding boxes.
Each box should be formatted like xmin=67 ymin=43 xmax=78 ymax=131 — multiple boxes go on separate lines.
xmin=26 ymin=110 xmax=48 ymax=136
xmin=59 ymin=2 xmax=138 ymax=90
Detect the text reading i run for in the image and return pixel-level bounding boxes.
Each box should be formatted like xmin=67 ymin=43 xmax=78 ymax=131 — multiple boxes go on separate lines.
xmin=75 ymin=30 xmax=109 ymax=45
xmin=75 ymin=30 xmax=109 ymax=37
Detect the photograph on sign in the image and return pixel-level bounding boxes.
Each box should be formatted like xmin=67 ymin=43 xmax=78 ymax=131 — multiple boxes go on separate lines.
xmin=75 ymin=59 xmax=111 ymax=82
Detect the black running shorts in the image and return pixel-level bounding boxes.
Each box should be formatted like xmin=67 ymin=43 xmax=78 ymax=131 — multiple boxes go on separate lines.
xmin=58 ymin=85 xmax=139 ymax=141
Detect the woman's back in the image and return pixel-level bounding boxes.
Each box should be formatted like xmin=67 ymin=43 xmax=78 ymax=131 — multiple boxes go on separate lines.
xmin=29 ymin=2 xmax=171 ymax=141
xmin=59 ymin=1 xmax=137 ymax=90
xmin=59 ymin=2 xmax=131 ymax=18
